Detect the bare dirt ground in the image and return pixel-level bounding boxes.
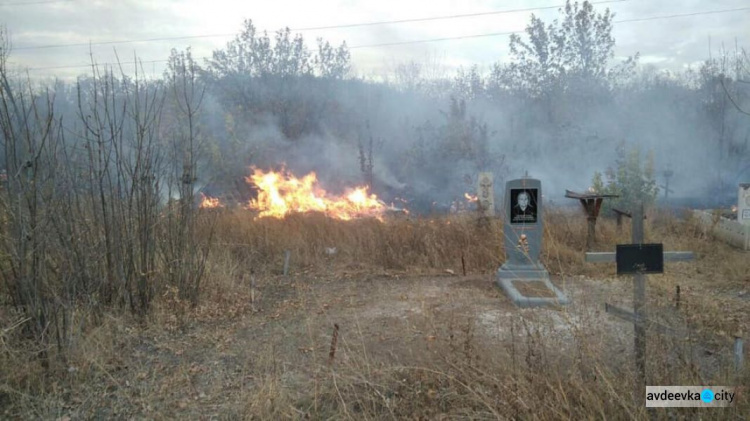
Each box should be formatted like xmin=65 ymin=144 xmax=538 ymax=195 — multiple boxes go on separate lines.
xmin=40 ymin=265 xmax=741 ymax=420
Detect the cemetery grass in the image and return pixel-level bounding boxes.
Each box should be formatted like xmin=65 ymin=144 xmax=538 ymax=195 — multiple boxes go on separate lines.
xmin=1 ymin=209 xmax=748 ymax=419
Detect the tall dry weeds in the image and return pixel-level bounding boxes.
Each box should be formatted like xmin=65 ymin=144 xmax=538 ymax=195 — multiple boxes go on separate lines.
xmin=0 ymin=44 xmax=213 ymax=373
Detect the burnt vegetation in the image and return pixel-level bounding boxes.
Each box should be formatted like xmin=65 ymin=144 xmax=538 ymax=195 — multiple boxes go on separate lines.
xmin=0 ymin=1 xmax=749 ymax=418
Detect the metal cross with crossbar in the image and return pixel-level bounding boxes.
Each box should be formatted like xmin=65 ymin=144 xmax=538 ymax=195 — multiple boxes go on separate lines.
xmin=585 ymin=250 xmax=694 ymax=264
xmin=585 ymin=202 xmax=695 ymax=404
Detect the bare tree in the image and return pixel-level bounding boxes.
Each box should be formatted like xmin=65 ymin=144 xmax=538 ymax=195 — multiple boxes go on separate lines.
xmin=721 ymin=48 xmax=750 ymax=117
xmin=162 ymin=48 xmax=214 ymax=305
xmin=0 ymin=26 xmax=64 ymax=365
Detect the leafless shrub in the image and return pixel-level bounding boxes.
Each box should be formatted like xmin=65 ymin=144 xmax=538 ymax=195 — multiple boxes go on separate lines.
xmin=0 ymin=40 xmax=213 ymax=364
xmin=160 ymin=48 xmax=215 ymax=306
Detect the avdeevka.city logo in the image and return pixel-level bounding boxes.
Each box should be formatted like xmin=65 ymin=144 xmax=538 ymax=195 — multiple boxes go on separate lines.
xmin=645 ymin=386 xmax=737 ymax=408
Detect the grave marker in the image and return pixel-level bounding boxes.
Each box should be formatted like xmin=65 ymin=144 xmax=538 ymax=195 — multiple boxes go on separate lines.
xmin=565 ymin=190 xmax=619 ymax=250
xmin=739 ymin=183 xmax=750 ymax=225
xmin=660 ymin=169 xmax=674 ymax=199
xmin=496 ymin=177 xmax=569 ymax=307
xmin=477 ymin=172 xmax=495 ymax=217
xmin=612 ymin=207 xmax=646 ymax=234
xmin=586 ymin=202 xmax=695 ymax=403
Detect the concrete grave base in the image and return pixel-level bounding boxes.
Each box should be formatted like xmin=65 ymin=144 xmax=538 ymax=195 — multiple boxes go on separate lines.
xmin=693 ymin=210 xmax=750 ymax=251
xmin=496 ymin=264 xmax=570 ymax=308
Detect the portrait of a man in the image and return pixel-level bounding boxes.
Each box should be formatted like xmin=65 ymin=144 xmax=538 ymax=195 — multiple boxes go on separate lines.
xmin=510 ymin=188 xmax=537 ymax=224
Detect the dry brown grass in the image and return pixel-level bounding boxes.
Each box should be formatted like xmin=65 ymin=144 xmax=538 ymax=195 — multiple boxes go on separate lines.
xmin=1 ymin=207 xmax=749 ymax=419
xmin=210 ymin=210 xmax=505 ymax=275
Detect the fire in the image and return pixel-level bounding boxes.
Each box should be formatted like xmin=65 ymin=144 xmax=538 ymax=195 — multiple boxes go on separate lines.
xmin=199 ymin=193 xmax=223 ymax=209
xmin=246 ymin=167 xmax=388 ymax=220
xmin=731 ymin=205 xmax=738 ymax=213
xmin=464 ymin=193 xmax=478 ymax=202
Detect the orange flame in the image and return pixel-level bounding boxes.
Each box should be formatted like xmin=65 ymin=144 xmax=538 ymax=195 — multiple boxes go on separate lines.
xmin=464 ymin=193 xmax=478 ymax=202
xmin=731 ymin=205 xmax=738 ymax=213
xmin=246 ymin=167 xmax=388 ymax=220
xmin=199 ymin=193 xmax=223 ymax=209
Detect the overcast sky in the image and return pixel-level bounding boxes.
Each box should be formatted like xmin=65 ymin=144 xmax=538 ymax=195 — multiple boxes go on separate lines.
xmin=2 ymin=0 xmax=749 ymax=80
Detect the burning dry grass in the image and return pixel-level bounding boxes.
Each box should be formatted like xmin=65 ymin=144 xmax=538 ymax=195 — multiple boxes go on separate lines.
xmin=1 ymin=208 xmax=749 ymax=419
xmin=246 ymin=167 xmax=393 ymax=220
xmin=199 ymin=193 xmax=224 ymax=209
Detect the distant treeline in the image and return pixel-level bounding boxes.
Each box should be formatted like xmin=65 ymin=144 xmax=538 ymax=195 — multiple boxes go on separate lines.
xmin=4 ymin=1 xmax=750 ymax=209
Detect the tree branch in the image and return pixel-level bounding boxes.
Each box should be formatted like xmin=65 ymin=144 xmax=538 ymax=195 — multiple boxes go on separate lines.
xmin=720 ymin=77 xmax=750 ymax=116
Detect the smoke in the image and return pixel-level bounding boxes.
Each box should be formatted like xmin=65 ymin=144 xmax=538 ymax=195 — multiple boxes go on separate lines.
xmin=195 ymin=66 xmax=749 ymax=213
xmin=32 ymin=56 xmax=749 ymax=214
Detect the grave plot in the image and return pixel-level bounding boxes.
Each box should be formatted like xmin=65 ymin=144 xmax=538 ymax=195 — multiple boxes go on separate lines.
xmin=693 ymin=183 xmax=750 ymax=250
xmin=496 ymin=176 xmax=570 ymax=307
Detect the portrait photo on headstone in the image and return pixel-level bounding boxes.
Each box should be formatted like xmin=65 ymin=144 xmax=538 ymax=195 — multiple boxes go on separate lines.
xmin=510 ymin=188 xmax=538 ymax=224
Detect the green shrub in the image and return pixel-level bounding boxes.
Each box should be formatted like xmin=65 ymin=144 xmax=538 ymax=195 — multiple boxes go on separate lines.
xmin=592 ymin=141 xmax=659 ymax=214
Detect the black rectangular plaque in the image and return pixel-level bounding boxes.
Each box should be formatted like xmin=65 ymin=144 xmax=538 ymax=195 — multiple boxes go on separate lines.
xmin=616 ymin=243 xmax=664 ymax=274
xmin=509 ymin=188 xmax=538 ymax=224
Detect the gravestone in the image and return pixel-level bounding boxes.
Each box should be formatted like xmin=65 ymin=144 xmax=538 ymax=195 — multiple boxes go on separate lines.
xmin=739 ymin=183 xmax=750 ymax=225
xmin=496 ymin=177 xmax=569 ymax=307
xmin=477 ymin=172 xmax=495 ymax=217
